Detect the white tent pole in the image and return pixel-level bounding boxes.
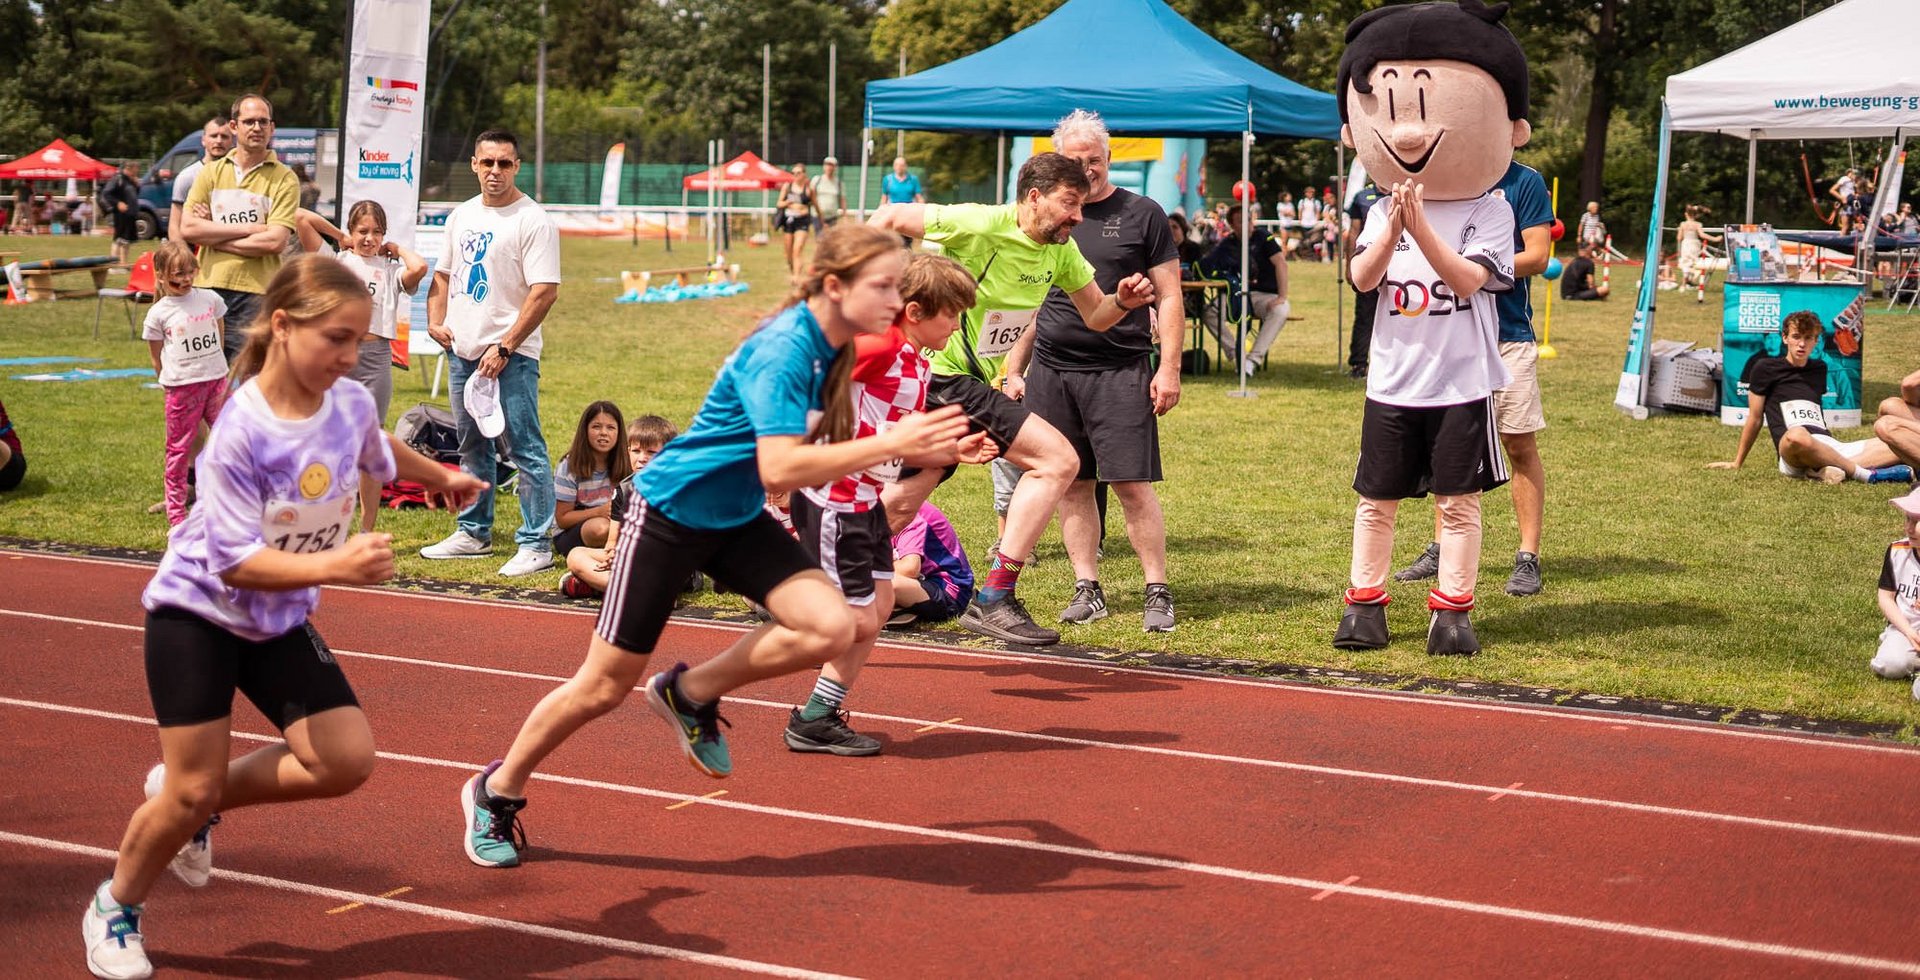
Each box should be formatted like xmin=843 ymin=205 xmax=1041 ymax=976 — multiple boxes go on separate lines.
xmin=707 ymin=139 xmax=717 ymax=264
xmin=763 ymin=43 xmax=771 ymax=238
xmin=1745 ymin=132 xmax=1757 ymax=224
xmin=828 ymin=43 xmax=838 ymax=162
xmin=1228 ymin=117 xmax=1254 ymax=399
xmin=996 ymin=133 xmax=1006 ymax=204
xmin=858 ymin=120 xmax=871 ymax=221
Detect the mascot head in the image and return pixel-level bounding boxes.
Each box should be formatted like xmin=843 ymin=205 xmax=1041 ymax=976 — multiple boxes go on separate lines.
xmin=1338 ymin=0 xmax=1531 ymax=201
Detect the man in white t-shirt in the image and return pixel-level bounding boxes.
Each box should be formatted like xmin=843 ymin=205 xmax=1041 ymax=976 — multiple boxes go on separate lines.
xmin=811 ymin=157 xmax=844 ymax=227
xmin=170 ymin=115 xmax=234 ymax=243
xmin=1330 ymin=0 xmax=1531 ymax=658
xmin=421 ymin=129 xmax=564 ymax=577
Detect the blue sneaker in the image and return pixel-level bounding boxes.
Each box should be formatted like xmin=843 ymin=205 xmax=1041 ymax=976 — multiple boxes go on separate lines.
xmin=460 ymin=760 xmax=527 ymax=868
xmin=645 ymin=663 xmax=733 ymax=778
xmin=1868 ymin=464 xmax=1915 ymax=484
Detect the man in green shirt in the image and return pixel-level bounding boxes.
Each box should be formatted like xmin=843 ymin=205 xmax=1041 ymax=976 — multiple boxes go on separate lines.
xmin=181 ymin=93 xmax=299 ymax=359
xmin=869 ymin=152 xmax=1154 ymax=645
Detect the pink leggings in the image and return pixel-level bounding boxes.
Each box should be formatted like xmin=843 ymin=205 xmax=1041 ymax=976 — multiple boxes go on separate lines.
xmin=1351 ymin=494 xmax=1483 ymax=605
xmin=163 ymin=379 xmax=226 ymax=525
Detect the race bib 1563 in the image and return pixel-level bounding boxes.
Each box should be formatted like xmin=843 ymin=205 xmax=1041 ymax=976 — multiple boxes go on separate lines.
xmin=1779 ymin=398 xmax=1826 ymax=430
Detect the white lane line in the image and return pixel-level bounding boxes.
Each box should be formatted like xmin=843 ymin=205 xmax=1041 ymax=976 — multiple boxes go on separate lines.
xmin=1 ymin=558 xmax=1915 ymax=757
xmin=6 ymin=619 xmax=1920 ymax=849
xmin=0 ymin=830 xmax=854 ymax=979
xmin=4 ymin=698 xmax=1916 ymax=977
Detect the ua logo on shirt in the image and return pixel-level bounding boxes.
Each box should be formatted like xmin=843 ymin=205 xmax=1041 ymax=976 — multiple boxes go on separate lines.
xmin=459 ymin=231 xmax=494 ymax=303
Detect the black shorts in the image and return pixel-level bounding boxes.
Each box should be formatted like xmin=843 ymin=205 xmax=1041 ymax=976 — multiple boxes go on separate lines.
xmin=144 ymin=606 xmax=360 ymax=729
xmin=928 ymin=373 xmax=1032 ymax=453
xmin=0 ymin=447 xmax=23 ymax=491
xmin=596 ymin=499 xmax=817 ymax=653
xmin=1024 ymin=358 xmax=1162 ymax=483
xmin=902 ymin=576 xmax=971 ymax=623
xmin=791 ymin=494 xmax=893 ymax=605
xmin=552 ymin=521 xmax=599 ymax=557
xmin=113 ymin=211 xmax=139 ymax=243
xmin=1353 ymin=397 xmax=1509 ymax=500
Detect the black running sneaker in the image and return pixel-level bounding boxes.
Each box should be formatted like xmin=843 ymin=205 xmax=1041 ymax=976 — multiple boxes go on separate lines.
xmin=1505 ymin=551 xmax=1542 ymax=597
xmin=959 ymin=594 xmax=1060 ymax=645
xmin=783 ymin=708 xmax=882 ymax=756
xmin=1393 ymin=542 xmax=1440 ymax=582
xmin=1059 ymin=580 xmax=1108 ymax=624
xmin=1426 ymin=609 xmax=1480 ymax=656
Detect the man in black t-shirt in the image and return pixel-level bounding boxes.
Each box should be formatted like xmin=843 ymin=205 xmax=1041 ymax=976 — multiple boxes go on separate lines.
xmin=1200 ymin=204 xmax=1288 ymax=375
xmin=1560 ymin=244 xmax=1609 ymax=301
xmin=1709 ymin=310 xmax=1903 ymax=482
xmin=1015 ymin=111 xmax=1185 ymax=632
xmin=1345 ymin=182 xmax=1386 ymax=377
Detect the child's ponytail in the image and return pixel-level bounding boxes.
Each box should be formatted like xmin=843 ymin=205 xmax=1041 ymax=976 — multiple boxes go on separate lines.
xmin=789 ymin=224 xmax=905 ymax=445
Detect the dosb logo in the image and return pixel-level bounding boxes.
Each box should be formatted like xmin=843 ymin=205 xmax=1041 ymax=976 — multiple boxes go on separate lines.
xmin=1383 ymin=278 xmax=1471 ymax=318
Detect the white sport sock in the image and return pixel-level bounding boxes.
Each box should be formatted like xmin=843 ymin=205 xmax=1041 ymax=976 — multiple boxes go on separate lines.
xmin=1853 ymin=465 xmax=1874 ymax=482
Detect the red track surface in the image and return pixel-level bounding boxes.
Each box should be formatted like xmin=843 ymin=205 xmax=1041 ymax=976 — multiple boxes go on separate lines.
xmin=4 ymin=549 xmax=1920 ymax=977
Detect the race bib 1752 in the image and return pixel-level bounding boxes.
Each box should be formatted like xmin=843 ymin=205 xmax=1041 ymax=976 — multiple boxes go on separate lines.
xmin=260 ymin=492 xmax=354 ymax=555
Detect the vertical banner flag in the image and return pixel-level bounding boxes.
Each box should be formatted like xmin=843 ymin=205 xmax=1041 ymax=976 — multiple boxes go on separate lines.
xmin=600 ymin=142 xmax=625 ymax=210
xmin=1617 ymin=101 xmax=1673 ymax=418
xmin=342 ymin=0 xmax=430 ymax=363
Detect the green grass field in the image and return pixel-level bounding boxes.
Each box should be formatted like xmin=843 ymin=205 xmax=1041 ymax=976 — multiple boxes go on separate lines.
xmin=2 ymin=229 xmax=1916 ymax=732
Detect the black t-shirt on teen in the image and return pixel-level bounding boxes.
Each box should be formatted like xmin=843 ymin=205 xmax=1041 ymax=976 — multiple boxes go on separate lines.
xmin=1741 ymin=354 xmax=1830 ymax=447
xmin=1035 ymin=187 xmax=1179 ymax=371
xmin=1561 ymin=256 xmax=1597 ymax=297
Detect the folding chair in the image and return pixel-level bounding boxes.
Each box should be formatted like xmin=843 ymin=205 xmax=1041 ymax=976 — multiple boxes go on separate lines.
xmin=94 ymin=252 xmax=156 ymax=340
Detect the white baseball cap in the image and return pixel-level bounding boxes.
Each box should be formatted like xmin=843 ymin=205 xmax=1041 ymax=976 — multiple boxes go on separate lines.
xmin=464 ymin=374 xmax=506 ymax=439
xmin=1892 ymin=485 xmax=1920 ymax=518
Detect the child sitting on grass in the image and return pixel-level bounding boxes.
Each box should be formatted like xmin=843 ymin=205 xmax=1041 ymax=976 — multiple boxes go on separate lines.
xmin=552 ymin=401 xmax=632 ymax=558
xmin=1871 ymin=486 xmax=1920 ymax=702
xmin=1708 ymin=311 xmax=1910 ymax=484
xmin=560 ymin=415 xmax=675 ymax=599
xmin=886 ymin=501 xmax=974 ymax=627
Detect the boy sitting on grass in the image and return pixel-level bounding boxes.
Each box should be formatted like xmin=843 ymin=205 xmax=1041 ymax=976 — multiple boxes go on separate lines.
xmin=1708 ymin=310 xmax=1909 ymax=484
xmin=1871 ymin=486 xmax=1920 ymax=702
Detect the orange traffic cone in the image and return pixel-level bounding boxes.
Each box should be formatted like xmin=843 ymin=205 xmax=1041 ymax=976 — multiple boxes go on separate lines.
xmin=3 ymin=282 xmax=24 ymax=305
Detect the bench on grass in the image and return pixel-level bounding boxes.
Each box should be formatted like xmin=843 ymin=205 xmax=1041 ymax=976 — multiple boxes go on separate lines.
xmin=9 ymin=255 xmax=117 ymax=302
xmin=621 ymin=260 xmax=740 ymax=293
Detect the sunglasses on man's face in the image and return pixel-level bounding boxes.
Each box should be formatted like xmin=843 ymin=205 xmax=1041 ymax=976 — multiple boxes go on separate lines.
xmin=475 ymin=158 xmax=518 ymax=170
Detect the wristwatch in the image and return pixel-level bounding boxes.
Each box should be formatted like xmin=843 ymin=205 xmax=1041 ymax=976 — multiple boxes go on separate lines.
xmin=495 ymin=342 xmax=514 ymax=358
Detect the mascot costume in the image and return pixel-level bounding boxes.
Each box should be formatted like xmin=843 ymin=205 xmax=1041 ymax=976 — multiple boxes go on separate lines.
xmin=1332 ymin=0 xmax=1531 ymax=656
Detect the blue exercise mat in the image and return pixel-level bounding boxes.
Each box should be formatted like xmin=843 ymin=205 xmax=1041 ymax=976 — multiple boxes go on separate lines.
xmin=0 ymin=356 xmax=103 ymax=366
xmin=614 ymin=281 xmax=751 ymax=304
xmin=10 ymin=367 xmax=155 ymax=382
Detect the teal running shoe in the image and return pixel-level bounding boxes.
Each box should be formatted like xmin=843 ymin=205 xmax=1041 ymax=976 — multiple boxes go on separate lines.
xmin=461 ymin=760 xmax=527 ymax=868
xmin=645 ymin=663 xmax=733 ymax=778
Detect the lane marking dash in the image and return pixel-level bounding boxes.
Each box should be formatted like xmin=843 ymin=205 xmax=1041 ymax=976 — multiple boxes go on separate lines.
xmin=1488 ymin=782 xmax=1524 ymax=801
xmin=666 ymin=790 xmax=727 ymax=810
xmin=914 ymin=717 xmax=962 ymax=733
xmin=326 ymin=885 xmax=412 ymax=914
xmin=1312 ymin=875 xmax=1361 ymax=901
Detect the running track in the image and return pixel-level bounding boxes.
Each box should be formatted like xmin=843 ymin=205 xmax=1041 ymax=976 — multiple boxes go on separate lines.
xmin=3 ymin=549 xmax=1919 ymax=977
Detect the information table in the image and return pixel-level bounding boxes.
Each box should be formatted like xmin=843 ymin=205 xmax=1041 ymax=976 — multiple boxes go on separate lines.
xmin=1720 ymin=280 xmax=1865 ymax=428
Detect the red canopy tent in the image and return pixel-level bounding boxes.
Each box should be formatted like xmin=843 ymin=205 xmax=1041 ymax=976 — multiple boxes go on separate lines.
xmin=0 ymin=139 xmax=118 ymax=180
xmin=682 ymin=150 xmax=794 ymax=191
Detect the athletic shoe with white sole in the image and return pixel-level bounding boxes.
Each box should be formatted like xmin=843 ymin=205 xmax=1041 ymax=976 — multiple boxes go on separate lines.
xmin=959 ymin=594 xmax=1060 ymax=645
xmin=142 ymin=764 xmax=215 ymax=888
xmin=82 ymin=881 xmax=151 ymax=980
xmin=1058 ymin=580 xmax=1108 ymax=624
xmin=1143 ymin=584 xmax=1176 ymax=633
xmin=1393 ymin=542 xmax=1440 ymax=582
xmin=645 ymin=663 xmax=733 ymax=777
xmin=497 ymin=547 xmax=554 ymax=577
xmin=460 ymin=759 xmax=527 ymax=868
xmin=420 ymin=529 xmax=493 ymax=560
xmin=783 ymin=708 xmax=882 ymax=756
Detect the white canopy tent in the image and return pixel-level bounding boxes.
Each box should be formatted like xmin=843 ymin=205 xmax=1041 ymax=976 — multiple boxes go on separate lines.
xmin=1617 ymin=0 xmax=1920 ymax=417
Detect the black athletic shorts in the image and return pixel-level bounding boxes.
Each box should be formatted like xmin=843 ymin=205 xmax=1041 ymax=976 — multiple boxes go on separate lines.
xmin=0 ymin=448 xmax=24 ymax=491
xmin=791 ymin=493 xmax=893 ymax=605
xmin=144 ymin=606 xmax=360 ymax=729
xmin=596 ymin=498 xmax=817 ymax=653
xmin=905 ymin=373 xmax=1034 ymax=485
xmin=553 ymin=522 xmax=595 ymax=557
xmin=1353 ymin=397 xmax=1509 ymax=500
xmin=1024 ymin=357 xmax=1162 ymax=483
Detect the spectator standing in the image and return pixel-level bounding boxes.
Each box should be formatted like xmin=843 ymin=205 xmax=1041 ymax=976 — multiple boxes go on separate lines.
xmin=181 ymin=94 xmax=298 ymax=359
xmin=421 ymin=129 xmax=564 ymax=578
xmin=776 ymin=163 xmax=817 ymax=275
xmin=1345 ymin=180 xmax=1386 ymax=378
xmin=883 ymin=156 xmax=924 ymax=205
xmin=1832 ymin=168 xmax=1860 ymax=233
xmin=293 ymin=164 xmax=320 ymax=212
xmin=170 ymin=116 xmax=234 ymax=244
xmin=1296 ymin=188 xmax=1321 ymax=233
xmin=103 ymin=163 xmax=142 ymax=263
xmin=1577 ymin=200 xmax=1607 ymax=251
xmin=811 ymin=156 xmax=844 ymax=227
xmin=1024 ymin=110 xmax=1185 ymax=631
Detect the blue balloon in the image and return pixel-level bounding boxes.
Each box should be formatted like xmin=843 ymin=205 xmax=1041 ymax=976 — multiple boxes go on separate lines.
xmin=1543 ymin=257 xmax=1564 ymax=281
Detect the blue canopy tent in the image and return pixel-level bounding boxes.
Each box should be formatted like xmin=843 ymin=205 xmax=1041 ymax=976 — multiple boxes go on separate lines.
xmin=859 ymin=0 xmax=1343 ymax=389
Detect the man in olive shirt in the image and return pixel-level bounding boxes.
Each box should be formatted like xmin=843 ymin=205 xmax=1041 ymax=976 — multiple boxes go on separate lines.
xmin=181 ymin=93 xmax=298 ymax=357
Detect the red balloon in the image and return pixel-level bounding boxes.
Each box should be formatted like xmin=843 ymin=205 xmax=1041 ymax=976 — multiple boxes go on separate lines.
xmin=1550 ymin=218 xmax=1566 ymax=241
xmin=1232 ymin=180 xmax=1256 ymax=202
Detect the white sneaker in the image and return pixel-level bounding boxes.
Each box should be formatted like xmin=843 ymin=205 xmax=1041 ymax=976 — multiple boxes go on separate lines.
xmin=142 ymin=764 xmax=213 ymax=888
xmin=82 ymin=881 xmax=152 ymax=979
xmin=421 ymin=530 xmax=493 ymax=560
xmin=498 ymin=547 xmax=554 ymax=577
